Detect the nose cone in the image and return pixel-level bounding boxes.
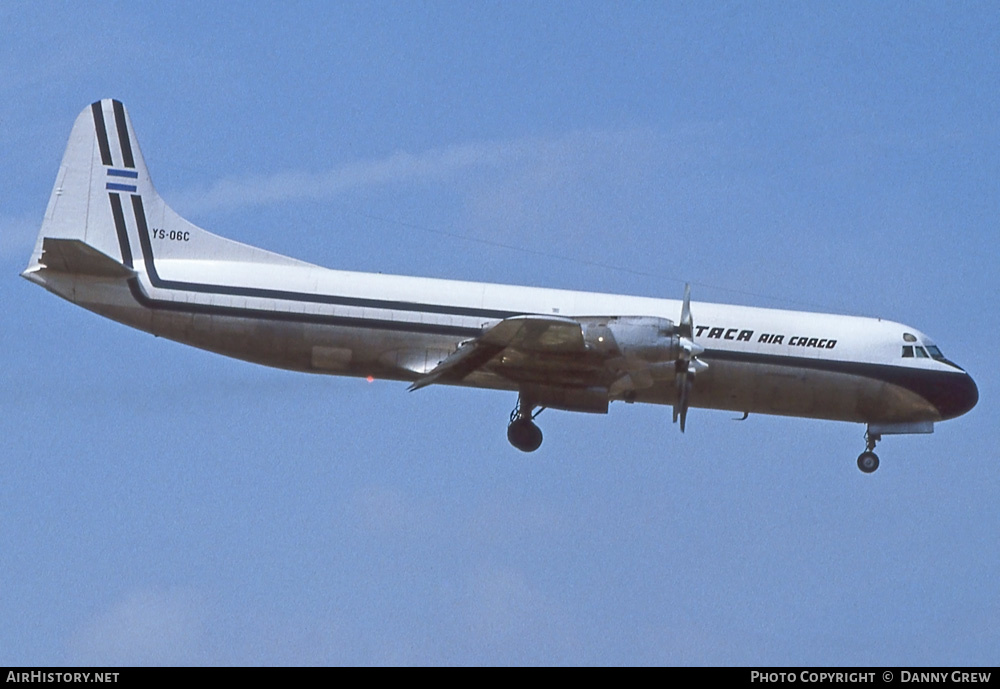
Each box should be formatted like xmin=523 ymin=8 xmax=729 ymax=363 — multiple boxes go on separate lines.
xmin=932 ymin=371 xmax=979 ymax=420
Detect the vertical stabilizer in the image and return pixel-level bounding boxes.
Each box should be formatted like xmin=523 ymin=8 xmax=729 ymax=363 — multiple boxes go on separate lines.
xmin=24 ymin=99 xmax=311 ymax=282
xmin=26 ymin=101 xmax=138 ymax=272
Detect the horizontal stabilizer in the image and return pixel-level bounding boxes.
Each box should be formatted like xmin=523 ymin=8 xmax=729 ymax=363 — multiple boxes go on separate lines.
xmin=37 ymin=238 xmax=135 ymax=278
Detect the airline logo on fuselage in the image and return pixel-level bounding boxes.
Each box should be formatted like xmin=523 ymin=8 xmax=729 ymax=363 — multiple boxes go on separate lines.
xmin=694 ymin=325 xmax=837 ymax=349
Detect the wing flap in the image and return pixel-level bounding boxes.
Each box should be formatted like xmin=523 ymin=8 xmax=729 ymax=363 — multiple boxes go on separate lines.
xmin=407 ymin=340 xmax=505 ymax=391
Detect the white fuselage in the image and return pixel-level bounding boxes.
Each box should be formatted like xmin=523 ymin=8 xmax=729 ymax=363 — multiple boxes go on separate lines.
xmin=31 ymin=253 xmax=972 ymax=426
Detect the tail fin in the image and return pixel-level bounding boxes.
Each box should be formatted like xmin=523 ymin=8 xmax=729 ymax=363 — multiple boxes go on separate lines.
xmin=24 ymin=99 xmax=309 ymax=281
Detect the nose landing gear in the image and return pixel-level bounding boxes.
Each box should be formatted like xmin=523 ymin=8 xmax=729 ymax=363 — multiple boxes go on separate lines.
xmin=507 ymin=398 xmax=544 ymax=452
xmin=857 ymin=430 xmax=881 ymax=473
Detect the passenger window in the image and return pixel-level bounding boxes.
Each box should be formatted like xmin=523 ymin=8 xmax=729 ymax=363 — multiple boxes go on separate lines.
xmin=902 ymin=346 xmax=914 ymax=358
xmin=915 ymin=347 xmax=928 ymax=358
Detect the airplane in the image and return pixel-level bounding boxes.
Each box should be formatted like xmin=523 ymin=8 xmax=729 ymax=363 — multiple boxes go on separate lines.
xmin=22 ymin=100 xmax=978 ymax=473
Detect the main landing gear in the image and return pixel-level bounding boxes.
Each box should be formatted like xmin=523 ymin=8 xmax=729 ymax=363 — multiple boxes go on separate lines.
xmin=507 ymin=398 xmax=544 ymax=453
xmin=857 ymin=430 xmax=881 ymax=474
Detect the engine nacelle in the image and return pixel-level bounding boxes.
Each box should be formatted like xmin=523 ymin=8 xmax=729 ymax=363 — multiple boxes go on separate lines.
xmin=578 ymin=316 xmax=679 ymax=363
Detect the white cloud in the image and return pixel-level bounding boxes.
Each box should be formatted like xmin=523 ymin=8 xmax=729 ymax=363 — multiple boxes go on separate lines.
xmin=168 ymin=128 xmax=665 ymax=218
xmin=348 ymin=485 xmax=430 ymax=537
xmin=68 ymin=588 xmax=204 ymax=666
xmin=170 ymin=139 xmax=517 ymax=215
xmin=461 ymin=566 xmax=578 ymax=661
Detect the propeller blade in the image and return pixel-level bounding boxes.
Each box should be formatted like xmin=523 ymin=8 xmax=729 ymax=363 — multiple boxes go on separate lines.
xmin=679 ymin=283 xmax=692 ymax=339
xmin=672 ymin=283 xmax=702 ymax=433
xmin=673 ymin=368 xmax=684 ymax=425
xmin=679 ymin=393 xmax=690 ymax=433
xmin=673 ymin=367 xmax=689 ymax=430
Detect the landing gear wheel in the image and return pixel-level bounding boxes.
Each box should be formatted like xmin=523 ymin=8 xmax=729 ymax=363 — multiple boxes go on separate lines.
xmin=507 ymin=418 xmax=543 ymax=453
xmin=507 ymin=396 xmax=544 ymax=452
xmin=857 ymin=428 xmax=882 ymax=473
xmin=857 ymin=451 xmax=880 ymax=474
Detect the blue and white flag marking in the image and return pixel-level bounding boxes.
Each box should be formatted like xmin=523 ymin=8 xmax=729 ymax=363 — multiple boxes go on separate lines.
xmin=106 ymin=168 xmax=137 ymax=193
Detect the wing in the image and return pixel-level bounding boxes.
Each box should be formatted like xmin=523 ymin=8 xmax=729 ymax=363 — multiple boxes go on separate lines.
xmin=408 ymin=313 xmax=682 ymax=400
xmin=408 ymin=315 xmax=588 ymax=391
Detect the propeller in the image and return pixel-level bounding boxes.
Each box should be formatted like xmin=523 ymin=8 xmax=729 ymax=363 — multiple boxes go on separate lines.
xmin=673 ymin=283 xmax=706 ymax=432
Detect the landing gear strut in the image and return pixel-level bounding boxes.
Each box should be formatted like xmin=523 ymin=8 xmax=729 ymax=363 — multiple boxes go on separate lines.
xmin=857 ymin=430 xmax=880 ymax=473
xmin=507 ymin=398 xmax=543 ymax=452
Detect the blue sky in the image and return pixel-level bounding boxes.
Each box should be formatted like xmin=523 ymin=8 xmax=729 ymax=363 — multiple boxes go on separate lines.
xmin=2 ymin=2 xmax=997 ymax=665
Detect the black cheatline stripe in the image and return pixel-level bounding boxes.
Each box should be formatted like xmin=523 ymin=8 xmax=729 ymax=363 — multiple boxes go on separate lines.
xmin=91 ymin=102 xmax=113 ymax=166
xmin=127 ymin=194 xmax=521 ymax=320
xmin=108 ymin=194 xmax=133 ymax=268
xmin=116 ymin=193 xmax=969 ymax=408
xmin=703 ymin=348 xmax=967 ymax=412
xmin=126 ymin=278 xmax=480 ymax=338
xmin=112 ymin=100 xmax=135 ymax=169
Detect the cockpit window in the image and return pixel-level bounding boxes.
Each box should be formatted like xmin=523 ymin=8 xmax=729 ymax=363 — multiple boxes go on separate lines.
xmin=926 ymin=345 xmax=945 ymax=361
xmin=902 ymin=340 xmax=948 ymax=362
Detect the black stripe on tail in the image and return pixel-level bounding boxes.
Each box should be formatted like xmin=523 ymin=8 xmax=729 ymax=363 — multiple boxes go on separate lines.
xmin=108 ymin=193 xmax=134 ymax=269
xmin=91 ymin=102 xmax=113 ymax=166
xmin=112 ymin=100 xmax=135 ymax=169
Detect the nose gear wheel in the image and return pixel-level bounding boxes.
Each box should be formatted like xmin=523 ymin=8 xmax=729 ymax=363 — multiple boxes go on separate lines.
xmin=857 ymin=430 xmax=881 ymax=473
